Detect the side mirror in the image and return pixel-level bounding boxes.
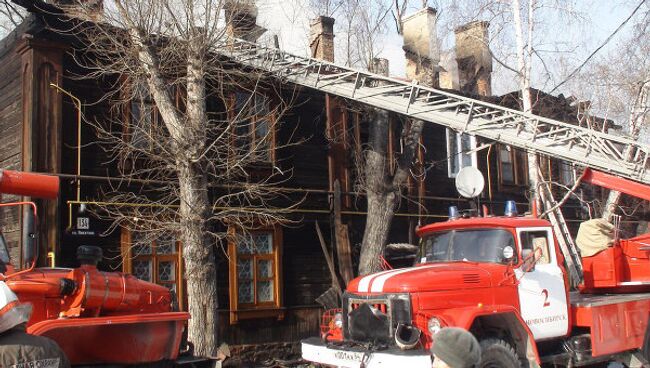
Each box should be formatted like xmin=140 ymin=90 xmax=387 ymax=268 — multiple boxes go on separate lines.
xmin=502 ymin=245 xmax=515 ymax=263
xmin=22 ymin=206 xmax=37 ymax=269
xmin=521 ymin=249 xmax=536 ymax=272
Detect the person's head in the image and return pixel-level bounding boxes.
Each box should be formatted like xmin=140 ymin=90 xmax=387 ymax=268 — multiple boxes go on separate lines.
xmin=430 ymin=327 xmax=481 ymax=368
xmin=0 ymin=281 xmax=32 ymax=334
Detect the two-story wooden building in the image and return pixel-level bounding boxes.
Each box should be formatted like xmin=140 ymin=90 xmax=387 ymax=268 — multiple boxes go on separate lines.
xmin=0 ymin=0 xmax=603 ymax=363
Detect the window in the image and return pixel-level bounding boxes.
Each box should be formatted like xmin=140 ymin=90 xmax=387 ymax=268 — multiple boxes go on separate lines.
xmin=519 ymin=230 xmax=550 ymax=264
xmin=228 ymin=226 xmax=283 ymax=323
xmin=446 ymin=129 xmax=477 ymax=177
xmin=420 ymin=229 xmax=516 ymax=264
xmin=498 ymin=145 xmax=528 ymax=187
xmin=326 ymin=96 xmax=351 ymax=206
xmin=231 ymin=92 xmax=276 ymax=163
xmin=121 ymin=230 xmax=184 ymax=310
xmin=127 ymin=83 xmax=157 ymax=151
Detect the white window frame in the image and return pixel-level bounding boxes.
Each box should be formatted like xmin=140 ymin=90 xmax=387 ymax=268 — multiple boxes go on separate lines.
xmin=446 ymin=129 xmax=477 ymax=178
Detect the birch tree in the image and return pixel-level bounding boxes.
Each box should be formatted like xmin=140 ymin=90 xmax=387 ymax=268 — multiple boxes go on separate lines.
xmin=598 ymin=6 xmax=649 ymax=220
xmin=510 ymin=0 xmax=542 ymax=209
xmin=437 ymin=0 xmax=588 ymax=208
xmin=50 ymin=0 xmax=295 ymax=357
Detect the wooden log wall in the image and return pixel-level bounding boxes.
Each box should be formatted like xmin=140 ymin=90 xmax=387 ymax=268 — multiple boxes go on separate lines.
xmin=0 ymin=25 xmax=27 ymax=264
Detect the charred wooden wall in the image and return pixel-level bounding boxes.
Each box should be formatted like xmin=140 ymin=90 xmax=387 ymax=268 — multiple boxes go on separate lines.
xmin=0 ymin=23 xmax=28 ymax=263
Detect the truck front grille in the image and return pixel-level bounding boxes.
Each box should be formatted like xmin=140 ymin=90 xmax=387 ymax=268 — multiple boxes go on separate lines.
xmin=342 ymin=293 xmax=411 ymax=346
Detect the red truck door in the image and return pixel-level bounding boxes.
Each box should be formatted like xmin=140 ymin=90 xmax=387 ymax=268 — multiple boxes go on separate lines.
xmin=515 ymin=227 xmax=570 ymax=340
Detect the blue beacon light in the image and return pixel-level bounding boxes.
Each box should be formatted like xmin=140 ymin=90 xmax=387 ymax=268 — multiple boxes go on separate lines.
xmin=448 ymin=206 xmax=459 ymax=220
xmin=504 ymin=200 xmax=518 ymax=217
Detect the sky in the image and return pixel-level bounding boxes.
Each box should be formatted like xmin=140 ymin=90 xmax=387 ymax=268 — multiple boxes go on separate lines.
xmin=255 ymin=1 xmax=644 ymax=98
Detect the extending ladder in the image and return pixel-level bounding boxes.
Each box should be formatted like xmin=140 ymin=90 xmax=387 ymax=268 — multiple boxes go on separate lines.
xmin=217 ymin=37 xmax=650 ymax=184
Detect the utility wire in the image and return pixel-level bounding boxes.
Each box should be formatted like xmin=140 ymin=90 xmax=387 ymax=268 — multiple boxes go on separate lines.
xmin=549 ymin=0 xmax=647 ymax=94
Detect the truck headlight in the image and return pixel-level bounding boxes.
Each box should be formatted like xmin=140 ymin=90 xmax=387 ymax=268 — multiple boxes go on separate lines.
xmin=334 ymin=312 xmax=343 ymax=328
xmin=427 ymin=317 xmax=442 ymax=335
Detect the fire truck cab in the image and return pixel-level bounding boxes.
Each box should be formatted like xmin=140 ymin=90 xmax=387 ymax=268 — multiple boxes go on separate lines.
xmin=302 ymin=201 xmax=650 ymax=367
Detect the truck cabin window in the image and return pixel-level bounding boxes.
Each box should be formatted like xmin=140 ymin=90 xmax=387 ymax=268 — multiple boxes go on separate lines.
xmin=421 ymin=229 xmax=516 ymax=264
xmin=519 ymin=231 xmax=550 ymax=264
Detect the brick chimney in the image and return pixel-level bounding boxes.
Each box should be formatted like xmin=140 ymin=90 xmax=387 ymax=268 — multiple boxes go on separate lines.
xmin=310 ymin=16 xmax=335 ymax=62
xmin=438 ymin=51 xmax=459 ymax=90
xmin=454 ymin=21 xmax=492 ymax=96
xmin=402 ymin=7 xmax=440 ymax=87
xmin=224 ymin=0 xmax=266 ymax=42
xmin=370 ymin=58 xmax=389 ymax=76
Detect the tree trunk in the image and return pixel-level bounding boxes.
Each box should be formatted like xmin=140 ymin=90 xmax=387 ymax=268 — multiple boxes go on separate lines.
xmin=358 ymin=110 xmax=424 ymax=276
xmin=359 ymin=152 xmax=395 ymax=275
xmin=512 ymin=0 xmax=540 ymax=209
xmin=359 ymin=188 xmax=396 ymax=275
xmin=112 ymin=2 xmax=219 ymax=358
xmin=182 ymin=34 xmax=218 ymax=357
xmin=359 ymin=109 xmax=392 ymax=275
xmin=178 ymin=163 xmax=218 ymax=358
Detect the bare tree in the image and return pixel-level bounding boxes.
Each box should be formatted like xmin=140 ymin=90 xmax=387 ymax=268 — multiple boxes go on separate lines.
xmin=305 ymin=0 xmax=427 ymax=275
xmin=53 ymin=0 xmax=297 ymax=357
xmin=550 ymin=2 xmax=650 ymax=221
xmin=435 ymin=0 xmax=591 ymax=207
xmin=596 ymin=6 xmax=650 ymax=220
xmin=509 ymin=0 xmax=542 ymax=209
xmin=358 ymin=111 xmax=424 ymax=275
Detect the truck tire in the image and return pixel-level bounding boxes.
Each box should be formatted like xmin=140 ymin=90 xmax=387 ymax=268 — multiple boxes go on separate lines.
xmin=478 ymin=338 xmax=520 ymax=368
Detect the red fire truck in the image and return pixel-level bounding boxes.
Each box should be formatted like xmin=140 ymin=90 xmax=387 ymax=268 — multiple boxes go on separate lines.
xmin=0 ymin=170 xmax=192 ymax=366
xmin=302 ymin=169 xmax=650 ymax=367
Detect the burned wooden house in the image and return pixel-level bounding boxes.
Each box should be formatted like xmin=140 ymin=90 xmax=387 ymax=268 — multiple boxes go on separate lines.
xmin=0 ymin=0 xmax=600 ymax=361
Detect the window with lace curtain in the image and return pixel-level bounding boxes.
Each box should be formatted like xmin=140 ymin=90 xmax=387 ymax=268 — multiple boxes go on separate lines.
xmin=121 ymin=229 xmax=185 ymax=310
xmin=228 ymin=225 xmax=283 ymax=323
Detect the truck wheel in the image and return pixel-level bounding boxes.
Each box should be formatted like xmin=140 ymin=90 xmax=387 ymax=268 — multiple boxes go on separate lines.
xmin=478 ymin=338 xmax=520 ymax=368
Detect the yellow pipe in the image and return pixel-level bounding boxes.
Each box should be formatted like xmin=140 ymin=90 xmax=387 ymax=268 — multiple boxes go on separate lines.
xmin=47 ymin=251 xmax=56 ymax=267
xmin=486 ymin=144 xmax=493 ymax=201
xmin=49 ymin=83 xmax=82 ymax=202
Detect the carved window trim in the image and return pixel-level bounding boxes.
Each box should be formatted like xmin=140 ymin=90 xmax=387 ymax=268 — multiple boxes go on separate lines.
xmin=227 ymin=225 xmax=283 ymax=324
xmin=122 ymin=81 xmax=159 ymax=151
xmin=228 ymin=91 xmax=277 ymax=165
xmin=120 ymin=229 xmax=185 ymax=311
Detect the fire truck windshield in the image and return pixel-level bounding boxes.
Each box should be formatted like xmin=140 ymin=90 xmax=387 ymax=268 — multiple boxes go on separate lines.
xmin=421 ymin=229 xmax=516 ymax=264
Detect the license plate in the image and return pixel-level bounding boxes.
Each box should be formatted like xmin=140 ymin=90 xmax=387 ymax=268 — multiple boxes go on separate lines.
xmin=333 ymin=350 xmax=364 ymax=364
